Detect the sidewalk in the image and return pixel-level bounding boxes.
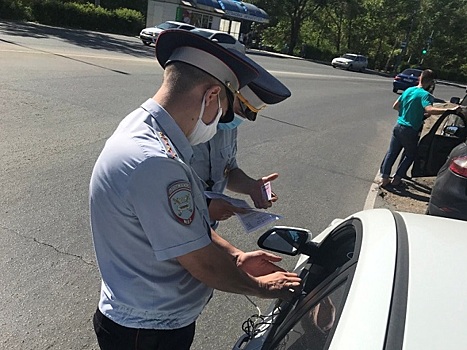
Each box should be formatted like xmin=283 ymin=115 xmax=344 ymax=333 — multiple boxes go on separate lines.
xmin=375 ymin=177 xmax=434 ymax=214
xmin=372 ymin=114 xmax=441 ymax=214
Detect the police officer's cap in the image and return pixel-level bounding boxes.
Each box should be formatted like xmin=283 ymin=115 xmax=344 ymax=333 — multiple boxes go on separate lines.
xmin=155 ymin=29 xmax=259 ymax=92
xmin=230 ymin=49 xmax=291 ymax=105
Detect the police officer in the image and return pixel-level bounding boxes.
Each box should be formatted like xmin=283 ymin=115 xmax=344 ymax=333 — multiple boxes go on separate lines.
xmin=191 ymin=53 xmax=291 ymax=226
xmin=90 ymin=29 xmax=301 ymax=350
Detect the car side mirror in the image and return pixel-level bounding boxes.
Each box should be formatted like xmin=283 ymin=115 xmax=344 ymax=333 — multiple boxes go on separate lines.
xmin=450 ymin=97 xmax=461 ymax=104
xmin=257 ymin=226 xmax=311 ymax=256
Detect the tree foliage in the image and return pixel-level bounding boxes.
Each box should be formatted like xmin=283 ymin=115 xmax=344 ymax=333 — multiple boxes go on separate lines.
xmin=251 ymin=0 xmax=467 ymax=80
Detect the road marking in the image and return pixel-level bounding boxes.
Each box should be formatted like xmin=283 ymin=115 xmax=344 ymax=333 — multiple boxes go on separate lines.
xmin=364 ymin=171 xmax=381 ymax=210
xmin=270 ymin=70 xmax=388 ymax=82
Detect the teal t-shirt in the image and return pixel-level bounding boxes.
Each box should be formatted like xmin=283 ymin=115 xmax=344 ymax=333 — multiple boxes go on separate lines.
xmin=397 ymin=86 xmax=434 ymax=131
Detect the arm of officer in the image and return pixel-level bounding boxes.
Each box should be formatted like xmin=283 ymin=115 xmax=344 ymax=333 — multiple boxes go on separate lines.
xmin=177 ymin=231 xmax=301 ymax=300
xmin=227 ymin=168 xmax=278 ymax=209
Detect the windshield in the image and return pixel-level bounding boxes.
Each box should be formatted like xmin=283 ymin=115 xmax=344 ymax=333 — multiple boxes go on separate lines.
xmin=401 ymin=69 xmax=422 ymax=76
xmin=343 ymin=54 xmax=357 ymax=60
xmin=157 ymin=22 xmax=179 ymax=30
xmin=191 ymin=29 xmax=212 ymax=39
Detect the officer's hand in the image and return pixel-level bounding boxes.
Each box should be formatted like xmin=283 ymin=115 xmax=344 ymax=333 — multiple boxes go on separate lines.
xmin=249 ymin=173 xmax=279 ymax=209
xmin=208 ymin=199 xmax=248 ymax=221
xmin=256 ymin=271 xmax=302 ymax=301
xmin=236 ymin=250 xmax=285 ymax=277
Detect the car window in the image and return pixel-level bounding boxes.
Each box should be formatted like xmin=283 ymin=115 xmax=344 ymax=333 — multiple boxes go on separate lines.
xmin=401 ymin=69 xmax=422 ymax=76
xmin=158 ymin=22 xmax=177 ymax=30
xmin=213 ymin=33 xmax=235 ymax=44
xmin=273 ymin=281 xmax=347 ymax=350
xmin=179 ymin=25 xmax=194 ymax=30
xmin=266 ymin=221 xmax=361 ymax=350
xmin=343 ymin=54 xmax=357 ymax=60
xmin=191 ymin=29 xmax=213 ymax=39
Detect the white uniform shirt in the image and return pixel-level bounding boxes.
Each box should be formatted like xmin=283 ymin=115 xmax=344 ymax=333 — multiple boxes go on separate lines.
xmin=90 ymin=99 xmax=213 ymax=329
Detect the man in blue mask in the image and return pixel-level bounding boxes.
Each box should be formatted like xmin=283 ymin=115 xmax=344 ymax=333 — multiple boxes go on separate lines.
xmin=191 ymin=54 xmax=291 ymax=227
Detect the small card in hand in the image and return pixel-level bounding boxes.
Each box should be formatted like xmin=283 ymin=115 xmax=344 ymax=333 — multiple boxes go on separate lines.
xmin=261 ymin=182 xmax=272 ymax=201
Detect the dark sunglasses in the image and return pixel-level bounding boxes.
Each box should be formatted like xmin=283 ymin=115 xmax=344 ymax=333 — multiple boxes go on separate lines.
xmin=238 ymin=99 xmax=258 ymax=121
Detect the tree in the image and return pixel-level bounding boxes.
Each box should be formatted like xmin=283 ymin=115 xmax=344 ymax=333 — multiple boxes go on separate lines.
xmin=252 ymin=0 xmax=327 ymax=54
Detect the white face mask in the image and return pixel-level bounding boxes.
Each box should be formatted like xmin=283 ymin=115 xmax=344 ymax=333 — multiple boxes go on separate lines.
xmin=187 ymin=92 xmax=222 ymax=146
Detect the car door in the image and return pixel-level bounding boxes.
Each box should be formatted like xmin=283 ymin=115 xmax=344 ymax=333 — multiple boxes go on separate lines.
xmin=412 ymin=110 xmax=467 ymax=177
xmin=261 ymin=222 xmax=361 ymax=350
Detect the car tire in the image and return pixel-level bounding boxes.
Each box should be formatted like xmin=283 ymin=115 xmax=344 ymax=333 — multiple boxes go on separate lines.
xmin=393 ymin=88 xmax=398 ymax=93
xmin=143 ymin=41 xmax=151 ymax=46
xmin=347 ymin=64 xmax=352 ymax=71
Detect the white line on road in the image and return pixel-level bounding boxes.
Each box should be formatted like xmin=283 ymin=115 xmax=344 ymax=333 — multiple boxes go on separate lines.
xmin=270 ymin=70 xmax=388 ymax=82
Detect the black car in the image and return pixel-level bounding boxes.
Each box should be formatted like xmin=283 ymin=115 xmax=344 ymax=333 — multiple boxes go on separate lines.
xmin=392 ymin=68 xmax=422 ymax=93
xmin=428 ymin=141 xmax=467 ymax=220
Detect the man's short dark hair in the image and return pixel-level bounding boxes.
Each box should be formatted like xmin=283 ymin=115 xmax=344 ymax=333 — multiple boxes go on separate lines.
xmin=421 ymin=69 xmax=435 ymax=85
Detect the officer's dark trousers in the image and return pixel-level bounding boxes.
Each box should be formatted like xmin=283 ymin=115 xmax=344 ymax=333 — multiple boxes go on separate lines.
xmin=93 ymin=309 xmax=195 ymax=350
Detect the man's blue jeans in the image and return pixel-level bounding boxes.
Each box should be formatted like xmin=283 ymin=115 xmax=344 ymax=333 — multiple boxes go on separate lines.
xmin=380 ymin=123 xmax=419 ymax=179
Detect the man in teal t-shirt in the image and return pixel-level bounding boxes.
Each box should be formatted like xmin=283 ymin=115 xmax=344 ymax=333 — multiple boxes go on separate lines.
xmin=380 ymin=69 xmax=458 ymax=188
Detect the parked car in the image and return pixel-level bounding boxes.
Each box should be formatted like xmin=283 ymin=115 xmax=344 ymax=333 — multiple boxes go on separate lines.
xmin=233 ymin=208 xmax=467 ymax=350
xmin=139 ymin=21 xmax=195 ymax=46
xmin=427 ymin=141 xmax=467 ymax=221
xmin=392 ymin=68 xmax=423 ymax=93
xmin=190 ymin=28 xmax=246 ymax=53
xmin=331 ymin=53 xmax=368 ymax=72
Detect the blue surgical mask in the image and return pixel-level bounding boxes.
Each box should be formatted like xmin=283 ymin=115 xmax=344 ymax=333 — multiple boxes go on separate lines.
xmin=217 ymin=114 xmax=245 ymax=130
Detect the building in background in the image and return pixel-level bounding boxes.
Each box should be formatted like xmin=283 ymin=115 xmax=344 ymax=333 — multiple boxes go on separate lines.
xmin=146 ymin=0 xmax=268 ymax=40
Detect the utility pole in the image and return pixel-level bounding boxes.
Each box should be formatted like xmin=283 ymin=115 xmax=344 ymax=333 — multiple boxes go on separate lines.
xmin=394 ymin=9 xmax=416 ymax=73
xmin=420 ymin=30 xmax=434 ymax=66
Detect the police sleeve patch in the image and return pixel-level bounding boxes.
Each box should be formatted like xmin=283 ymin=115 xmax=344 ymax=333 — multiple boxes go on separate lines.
xmin=168 ymin=180 xmax=195 ymax=225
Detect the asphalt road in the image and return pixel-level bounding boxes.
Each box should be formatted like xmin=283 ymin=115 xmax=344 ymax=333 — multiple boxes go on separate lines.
xmin=1 ymin=21 xmax=465 ymax=350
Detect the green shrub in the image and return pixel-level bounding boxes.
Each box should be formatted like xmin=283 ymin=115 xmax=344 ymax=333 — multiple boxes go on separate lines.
xmin=0 ymin=0 xmax=31 ymax=20
xmin=24 ymin=0 xmax=144 ymax=35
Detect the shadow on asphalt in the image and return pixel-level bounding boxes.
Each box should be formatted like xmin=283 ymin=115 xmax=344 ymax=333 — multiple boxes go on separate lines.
xmin=0 ymin=20 xmax=154 ymax=59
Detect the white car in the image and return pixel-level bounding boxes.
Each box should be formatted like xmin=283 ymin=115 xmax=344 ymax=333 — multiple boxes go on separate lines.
xmin=190 ymin=28 xmax=246 ymax=53
xmin=233 ymin=208 xmax=467 ymax=350
xmin=331 ymin=53 xmax=368 ymax=72
xmin=139 ymin=21 xmax=195 ymax=46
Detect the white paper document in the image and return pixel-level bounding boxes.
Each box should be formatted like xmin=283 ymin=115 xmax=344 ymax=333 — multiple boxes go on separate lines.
xmin=205 ymin=191 xmax=283 ymax=234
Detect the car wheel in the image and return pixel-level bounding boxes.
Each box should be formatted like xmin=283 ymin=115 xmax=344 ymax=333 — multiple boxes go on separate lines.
xmin=392 ymin=88 xmax=398 ymax=93
xmin=142 ymin=41 xmax=151 ymax=46
xmin=347 ymin=64 xmax=352 ymax=71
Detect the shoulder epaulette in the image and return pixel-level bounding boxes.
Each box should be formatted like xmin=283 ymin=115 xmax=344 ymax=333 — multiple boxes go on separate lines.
xmin=158 ymin=132 xmax=179 ymax=159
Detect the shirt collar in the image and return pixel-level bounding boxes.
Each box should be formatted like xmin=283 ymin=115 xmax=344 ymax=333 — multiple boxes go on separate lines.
xmin=140 ymin=98 xmax=194 ymax=162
